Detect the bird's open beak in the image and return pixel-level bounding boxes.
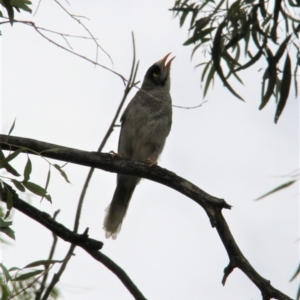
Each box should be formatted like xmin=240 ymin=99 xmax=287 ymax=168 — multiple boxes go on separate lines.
xmin=162 ymin=53 xmax=176 ymax=69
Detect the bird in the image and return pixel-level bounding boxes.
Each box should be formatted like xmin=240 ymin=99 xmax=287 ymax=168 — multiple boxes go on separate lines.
xmin=103 ymin=53 xmax=175 ymax=239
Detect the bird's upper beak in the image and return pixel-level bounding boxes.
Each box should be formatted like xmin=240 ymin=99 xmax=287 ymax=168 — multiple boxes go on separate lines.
xmin=161 ymin=53 xmax=176 ymax=70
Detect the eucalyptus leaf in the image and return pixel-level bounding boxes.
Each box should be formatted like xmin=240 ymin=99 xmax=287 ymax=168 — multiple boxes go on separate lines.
xmin=255 ymin=180 xmax=297 ymax=201
xmin=13 ymin=270 xmax=43 ymax=281
xmin=0 ymin=226 xmax=15 ymax=240
xmin=0 ymin=149 xmax=23 ymax=169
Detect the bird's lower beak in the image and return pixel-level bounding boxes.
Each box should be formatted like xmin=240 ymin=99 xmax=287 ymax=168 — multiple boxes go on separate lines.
xmin=162 ymin=53 xmax=176 ymax=69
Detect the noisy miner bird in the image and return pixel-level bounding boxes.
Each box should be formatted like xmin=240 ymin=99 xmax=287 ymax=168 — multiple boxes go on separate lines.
xmin=103 ymin=53 xmax=175 ymax=239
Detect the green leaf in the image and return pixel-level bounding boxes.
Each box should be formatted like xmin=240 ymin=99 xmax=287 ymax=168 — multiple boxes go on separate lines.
xmin=4 ymin=210 xmax=10 ymax=219
xmin=41 ymin=168 xmax=51 ymax=202
xmin=212 ymin=21 xmax=244 ymax=101
xmin=203 ymin=63 xmax=215 ymax=97
xmin=0 ymin=283 xmax=10 ymax=300
xmin=8 ymin=267 xmax=20 ymax=272
xmin=54 ymin=164 xmax=71 ymax=183
xmin=180 ymin=10 xmax=189 ymax=27
xmin=4 ymin=164 xmax=20 ymax=177
xmin=0 ymin=226 xmax=15 ymax=240
xmin=290 ymin=263 xmax=300 ymax=281
xmin=274 ymin=34 xmax=292 ymax=61
xmin=0 ymin=263 xmax=11 ymax=282
xmin=255 ymin=180 xmax=297 ymax=201
xmin=7 ymin=119 xmax=16 ymax=136
xmin=0 ymin=149 xmax=23 ymax=169
xmin=11 ymin=179 xmax=25 ymax=192
xmin=183 ymin=27 xmax=215 ymax=46
xmin=274 ymin=54 xmax=291 ymax=123
xmin=23 ymin=181 xmax=51 ymax=202
xmin=23 ymin=157 xmax=32 ymax=182
xmin=201 ymin=61 xmax=211 ymax=82
xmin=24 ymin=259 xmax=63 ymax=269
xmin=12 ymin=270 xmax=43 ymax=281
xmin=259 ymin=60 xmax=277 ymax=110
xmin=1 ymin=0 xmax=14 ymax=25
xmin=0 ymin=149 xmax=20 ymax=176
xmin=0 ymin=218 xmax=12 ymax=227
xmin=9 ymin=0 xmax=32 ymax=13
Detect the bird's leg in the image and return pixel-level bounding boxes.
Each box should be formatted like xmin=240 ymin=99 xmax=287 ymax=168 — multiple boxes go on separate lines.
xmin=110 ymin=150 xmax=122 ymax=158
xmin=145 ymin=158 xmax=158 ymax=167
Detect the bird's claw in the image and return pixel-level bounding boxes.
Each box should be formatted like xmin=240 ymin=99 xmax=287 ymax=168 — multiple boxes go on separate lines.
xmin=146 ymin=158 xmax=158 ymax=167
xmin=110 ymin=150 xmax=122 ymax=158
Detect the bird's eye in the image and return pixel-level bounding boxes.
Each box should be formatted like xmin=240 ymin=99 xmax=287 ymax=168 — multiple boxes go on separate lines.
xmin=152 ymin=66 xmax=160 ymax=77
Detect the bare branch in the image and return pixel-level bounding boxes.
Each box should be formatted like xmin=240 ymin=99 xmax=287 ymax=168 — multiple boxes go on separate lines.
xmin=35 ymin=210 xmax=60 ymax=300
xmin=0 ymin=134 xmax=293 ymax=299
xmin=0 ymin=187 xmax=147 ymax=300
xmin=0 ymin=20 xmax=126 ymax=83
xmin=173 ymin=100 xmax=208 ymax=109
xmin=40 ymin=33 xmax=139 ymax=300
xmin=52 ymin=0 xmax=113 ymax=65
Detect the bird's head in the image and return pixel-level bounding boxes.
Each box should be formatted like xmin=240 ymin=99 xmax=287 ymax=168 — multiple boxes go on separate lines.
xmin=142 ymin=53 xmax=175 ymax=91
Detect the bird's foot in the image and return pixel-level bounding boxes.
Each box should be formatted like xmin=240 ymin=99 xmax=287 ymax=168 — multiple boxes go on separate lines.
xmin=146 ymin=158 xmax=158 ymax=167
xmin=110 ymin=150 xmax=122 ymax=158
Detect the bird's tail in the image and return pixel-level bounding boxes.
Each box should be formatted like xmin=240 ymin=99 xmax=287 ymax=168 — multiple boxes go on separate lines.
xmin=103 ymin=175 xmax=139 ymax=239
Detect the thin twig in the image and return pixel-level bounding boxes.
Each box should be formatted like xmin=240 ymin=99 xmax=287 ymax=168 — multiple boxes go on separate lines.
xmin=52 ymin=0 xmax=113 ymax=66
xmin=0 ymin=137 xmax=293 ymax=300
xmin=35 ymin=210 xmax=60 ymax=300
xmin=173 ymin=100 xmax=208 ymax=109
xmin=0 ymin=20 xmax=125 ymax=83
xmin=0 ymin=186 xmax=147 ymax=300
xmin=40 ymin=33 xmax=139 ymax=300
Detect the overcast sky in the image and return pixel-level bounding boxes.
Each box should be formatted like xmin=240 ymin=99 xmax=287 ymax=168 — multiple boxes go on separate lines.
xmin=1 ymin=1 xmax=299 ymax=299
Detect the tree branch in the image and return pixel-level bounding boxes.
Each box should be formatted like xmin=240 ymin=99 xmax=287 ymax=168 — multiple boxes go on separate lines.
xmin=40 ymin=32 xmax=139 ymax=300
xmin=0 ymin=134 xmax=292 ymax=300
xmin=0 ymin=186 xmax=147 ymax=300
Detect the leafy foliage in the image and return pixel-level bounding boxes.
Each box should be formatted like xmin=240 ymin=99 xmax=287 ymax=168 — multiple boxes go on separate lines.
xmin=171 ymin=0 xmax=300 ymax=123
xmin=0 ymin=0 xmax=32 ymax=25
xmin=0 ymin=261 xmax=60 ymax=300
xmin=0 ymin=121 xmax=71 ymax=240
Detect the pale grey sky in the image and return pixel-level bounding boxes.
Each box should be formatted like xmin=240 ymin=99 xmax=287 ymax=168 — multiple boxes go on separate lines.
xmin=1 ymin=1 xmax=299 ymax=299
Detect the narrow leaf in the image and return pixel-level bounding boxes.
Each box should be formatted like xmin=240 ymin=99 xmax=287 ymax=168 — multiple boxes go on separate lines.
xmin=23 ymin=157 xmax=32 ymax=182
xmin=41 ymin=168 xmax=51 ymax=202
xmin=290 ymin=263 xmax=300 ymax=281
xmin=274 ymin=34 xmax=292 ymax=61
xmin=180 ymin=10 xmax=189 ymax=27
xmin=0 ymin=227 xmax=15 ymax=240
xmin=24 ymin=259 xmax=63 ymax=269
xmin=203 ymin=63 xmax=215 ymax=97
xmin=212 ymin=21 xmax=244 ymax=101
xmin=54 ymin=164 xmax=71 ymax=183
xmin=201 ymin=61 xmax=212 ymax=82
xmin=4 ymin=209 xmax=11 ymax=219
xmin=23 ymin=181 xmax=51 ymax=202
xmin=0 ymin=218 xmax=12 ymax=227
xmin=274 ymin=54 xmax=291 ymax=123
xmin=7 ymin=118 xmax=16 ymax=136
xmin=0 ymin=263 xmax=11 ymax=282
xmin=255 ymin=180 xmax=297 ymax=201
xmin=9 ymin=267 xmax=20 ymax=271
xmin=11 ymin=179 xmax=25 ymax=192
xmin=13 ymin=270 xmax=43 ymax=281
xmin=0 ymin=149 xmax=20 ymax=176
xmin=259 ymin=61 xmax=277 ymax=110
xmin=9 ymin=0 xmax=32 ymax=13
xmin=0 ymin=149 xmax=23 ymax=169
